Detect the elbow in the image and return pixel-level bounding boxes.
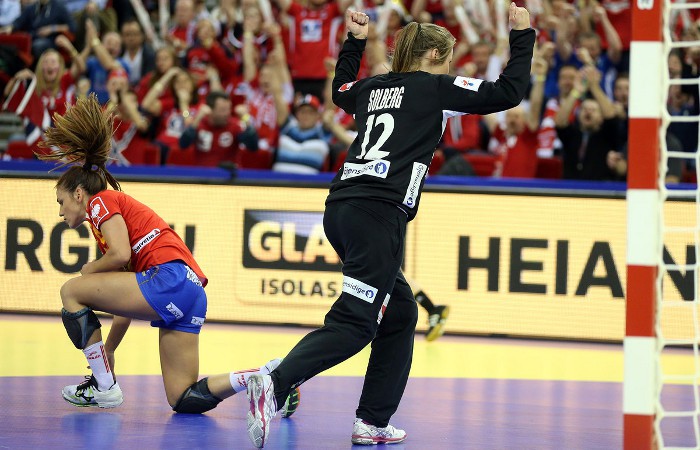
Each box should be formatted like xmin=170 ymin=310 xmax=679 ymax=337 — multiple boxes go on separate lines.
xmin=109 ymin=249 xmax=131 ymax=269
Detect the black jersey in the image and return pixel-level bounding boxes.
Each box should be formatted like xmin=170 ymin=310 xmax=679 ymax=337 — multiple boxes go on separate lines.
xmin=327 ymin=28 xmax=536 ymax=220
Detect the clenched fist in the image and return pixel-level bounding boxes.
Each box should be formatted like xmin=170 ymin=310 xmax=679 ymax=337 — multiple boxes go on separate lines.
xmin=346 ymin=10 xmax=370 ymax=40
xmin=508 ymin=2 xmax=531 ymax=30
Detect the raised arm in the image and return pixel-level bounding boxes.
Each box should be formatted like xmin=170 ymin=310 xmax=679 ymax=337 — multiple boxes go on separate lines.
xmin=593 ymin=5 xmax=622 ymax=64
xmin=269 ymin=67 xmax=291 ymax=126
xmin=55 ymin=34 xmax=87 ymax=77
xmin=438 ymin=5 xmax=535 ymax=115
xmin=584 ymin=65 xmax=616 ymax=118
xmin=331 ymin=11 xmax=369 ymax=114
xmin=141 ymin=67 xmax=180 ymax=116
xmin=242 ymin=18 xmax=259 ymax=84
xmin=527 ymin=55 xmax=548 ymax=132
xmin=86 ymin=20 xmax=121 ymax=71
xmin=555 ymin=69 xmax=584 ymax=127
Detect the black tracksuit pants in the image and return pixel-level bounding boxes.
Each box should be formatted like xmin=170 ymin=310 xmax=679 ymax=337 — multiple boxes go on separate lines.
xmin=270 ymin=198 xmax=419 ymax=427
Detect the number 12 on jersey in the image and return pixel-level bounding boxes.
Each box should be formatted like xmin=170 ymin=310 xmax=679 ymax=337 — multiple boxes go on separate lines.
xmin=359 ymin=113 xmax=394 ymax=160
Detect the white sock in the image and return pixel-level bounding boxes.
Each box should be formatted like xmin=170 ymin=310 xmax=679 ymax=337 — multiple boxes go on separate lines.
xmin=229 ymin=368 xmax=261 ymax=394
xmin=83 ymin=341 xmax=114 ymax=391
xmin=228 ymin=359 xmax=281 ymax=394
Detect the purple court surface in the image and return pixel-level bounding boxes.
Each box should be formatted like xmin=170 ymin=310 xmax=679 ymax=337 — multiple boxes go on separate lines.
xmin=0 ymin=375 xmax=636 ymax=450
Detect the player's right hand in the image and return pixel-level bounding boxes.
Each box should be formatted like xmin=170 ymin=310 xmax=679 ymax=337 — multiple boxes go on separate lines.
xmin=509 ymin=2 xmax=531 ymax=30
xmin=346 ymin=10 xmax=369 ymax=40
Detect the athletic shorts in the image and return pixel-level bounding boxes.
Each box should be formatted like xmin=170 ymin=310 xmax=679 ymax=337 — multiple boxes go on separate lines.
xmin=136 ymin=261 xmax=207 ymax=334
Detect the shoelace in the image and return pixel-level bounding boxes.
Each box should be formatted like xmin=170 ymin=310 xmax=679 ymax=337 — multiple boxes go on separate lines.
xmin=76 ymin=375 xmax=96 ymax=393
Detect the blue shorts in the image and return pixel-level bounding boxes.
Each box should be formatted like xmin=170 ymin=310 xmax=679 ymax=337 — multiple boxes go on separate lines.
xmin=136 ymin=261 xmax=207 ymax=334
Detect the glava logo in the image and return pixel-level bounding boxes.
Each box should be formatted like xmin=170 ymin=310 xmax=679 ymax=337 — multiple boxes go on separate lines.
xmin=243 ymin=210 xmax=341 ymax=272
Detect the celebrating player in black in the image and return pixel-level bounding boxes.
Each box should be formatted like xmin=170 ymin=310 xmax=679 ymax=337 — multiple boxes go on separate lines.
xmin=246 ymin=5 xmax=535 ymax=448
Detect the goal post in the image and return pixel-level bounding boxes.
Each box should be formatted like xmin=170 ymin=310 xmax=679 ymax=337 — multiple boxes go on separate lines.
xmin=625 ymin=0 xmax=663 ymax=449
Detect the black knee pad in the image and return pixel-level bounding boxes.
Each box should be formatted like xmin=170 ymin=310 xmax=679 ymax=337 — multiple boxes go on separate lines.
xmin=61 ymin=307 xmax=101 ymax=349
xmin=172 ymin=378 xmax=222 ymax=414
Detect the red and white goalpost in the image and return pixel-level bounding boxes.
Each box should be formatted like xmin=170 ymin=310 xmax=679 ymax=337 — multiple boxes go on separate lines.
xmin=625 ymin=0 xmax=662 ymax=448
xmin=626 ymin=0 xmax=700 ymax=447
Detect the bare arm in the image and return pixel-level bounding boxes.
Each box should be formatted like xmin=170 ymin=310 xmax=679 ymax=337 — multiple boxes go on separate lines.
xmin=593 ymin=5 xmax=622 ymax=64
xmin=270 ymin=72 xmax=290 ymax=126
xmin=322 ymin=108 xmax=354 ymax=146
xmin=554 ymin=3 xmax=576 ymax=61
xmin=411 ymin=0 xmax=428 ymax=22
xmin=86 ymin=20 xmax=121 ymax=71
xmin=104 ymin=315 xmax=132 ymax=374
xmin=119 ymin=91 xmax=150 ymax=132
xmin=241 ymin=26 xmax=258 ymax=83
xmin=55 ymin=35 xmax=86 ymax=77
xmin=3 ymin=69 xmax=33 ymax=98
xmin=323 ymin=57 xmax=337 ymax=110
xmin=266 ymin=22 xmax=290 ymax=84
xmin=141 ymin=67 xmax=179 ymax=116
xmin=555 ymin=69 xmax=584 ymax=127
xmin=527 ymin=56 xmax=547 ymax=132
xmin=585 ymin=66 xmax=616 ymax=118
xmin=81 ymin=215 xmax=132 ymax=275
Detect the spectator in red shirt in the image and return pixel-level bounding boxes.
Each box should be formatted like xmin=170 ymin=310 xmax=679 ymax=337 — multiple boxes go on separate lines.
xmin=237 ymin=21 xmax=294 ymax=154
xmin=486 ymin=55 xmax=548 ymax=178
xmin=185 ymin=18 xmax=237 ymax=97
xmin=179 ymin=91 xmax=258 ymax=166
xmin=537 ymin=63 xmax=579 ymax=157
xmin=167 ymin=0 xmax=197 ymax=57
xmin=273 ymin=0 xmax=351 ymax=100
xmin=142 ymin=68 xmax=201 ymax=163
xmin=135 ymin=46 xmax=179 ymax=102
xmin=107 ymin=70 xmax=152 ymax=165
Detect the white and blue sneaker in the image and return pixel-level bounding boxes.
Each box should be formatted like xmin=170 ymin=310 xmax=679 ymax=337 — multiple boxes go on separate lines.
xmin=62 ymin=374 xmax=123 ymax=408
xmin=247 ymin=374 xmax=277 ymax=448
xmin=351 ymin=418 xmax=407 ymax=445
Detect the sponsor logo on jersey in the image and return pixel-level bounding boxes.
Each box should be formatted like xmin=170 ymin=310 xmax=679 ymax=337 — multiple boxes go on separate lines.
xmin=338 ymin=81 xmax=357 ymax=92
xmin=185 ymin=265 xmax=203 ymax=286
xmin=342 ymin=275 xmax=378 ymax=303
xmin=132 ymin=228 xmax=161 ymax=254
xmin=191 ymin=316 xmax=205 ymax=326
xmin=402 ymin=162 xmax=427 ymax=208
xmin=340 ymin=159 xmax=391 ymax=180
xmin=89 ymin=197 xmax=110 ymax=227
xmin=219 ymin=131 xmax=234 ymax=147
xmin=166 ymin=302 xmax=184 ymax=319
xmin=454 ymin=76 xmax=483 ymax=92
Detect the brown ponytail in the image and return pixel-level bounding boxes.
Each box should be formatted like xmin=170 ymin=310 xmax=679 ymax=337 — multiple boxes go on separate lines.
xmin=37 ymin=93 xmax=121 ymax=194
xmin=390 ymin=22 xmax=456 ymax=73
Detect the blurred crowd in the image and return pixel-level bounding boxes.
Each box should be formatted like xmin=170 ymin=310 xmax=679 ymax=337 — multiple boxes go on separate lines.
xmin=0 ymin=0 xmax=695 ymax=182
